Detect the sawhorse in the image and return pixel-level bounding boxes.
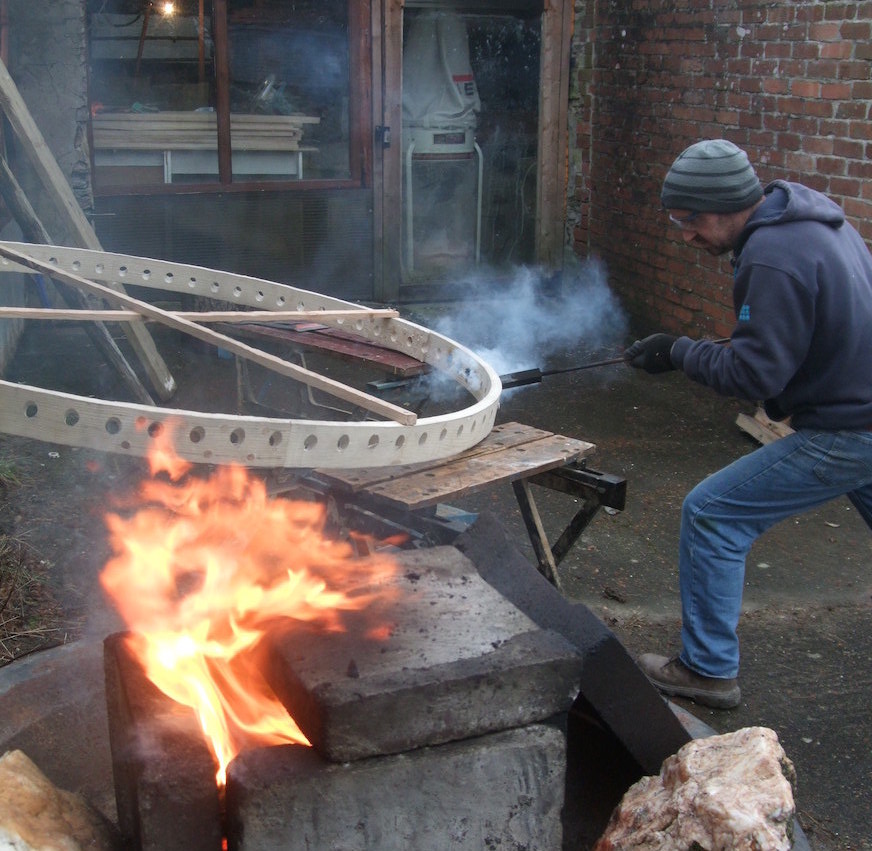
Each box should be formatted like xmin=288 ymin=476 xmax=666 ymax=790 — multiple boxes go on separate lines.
xmin=301 ymin=422 xmax=626 ymax=592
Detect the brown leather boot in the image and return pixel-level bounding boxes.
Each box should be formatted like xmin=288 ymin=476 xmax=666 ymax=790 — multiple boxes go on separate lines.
xmin=638 ymin=654 xmax=741 ymax=709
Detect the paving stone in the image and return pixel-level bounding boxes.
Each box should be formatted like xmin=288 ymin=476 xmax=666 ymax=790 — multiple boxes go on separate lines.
xmin=258 ymin=546 xmax=584 ymax=762
xmin=225 ymin=723 xmax=566 ymax=851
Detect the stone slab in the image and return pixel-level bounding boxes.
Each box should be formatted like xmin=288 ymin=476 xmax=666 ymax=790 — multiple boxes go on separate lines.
xmin=225 ymin=723 xmax=566 ymax=851
xmin=259 ymin=546 xmax=584 ymax=762
xmin=454 ymin=512 xmax=691 ymax=775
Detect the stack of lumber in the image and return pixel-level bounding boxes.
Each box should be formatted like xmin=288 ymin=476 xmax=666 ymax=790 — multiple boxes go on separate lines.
xmin=92 ymin=111 xmax=320 ymax=151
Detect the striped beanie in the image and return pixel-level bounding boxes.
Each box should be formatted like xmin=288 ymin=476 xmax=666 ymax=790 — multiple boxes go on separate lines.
xmin=661 ymin=139 xmax=763 ymax=213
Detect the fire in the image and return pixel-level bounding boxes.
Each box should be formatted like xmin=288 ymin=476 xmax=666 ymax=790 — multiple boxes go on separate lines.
xmin=100 ymin=429 xmax=399 ymax=786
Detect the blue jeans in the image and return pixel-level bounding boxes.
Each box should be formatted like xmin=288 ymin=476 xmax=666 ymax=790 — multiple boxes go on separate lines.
xmin=679 ymin=428 xmax=872 ymax=678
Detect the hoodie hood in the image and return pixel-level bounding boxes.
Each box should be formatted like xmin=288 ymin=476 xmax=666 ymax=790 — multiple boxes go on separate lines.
xmin=735 ymin=180 xmax=844 ymax=256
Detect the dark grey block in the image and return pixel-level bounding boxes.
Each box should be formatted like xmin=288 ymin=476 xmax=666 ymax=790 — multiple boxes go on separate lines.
xmin=226 ymin=724 xmax=566 ymax=851
xmin=259 ymin=546 xmax=585 ymax=762
xmin=103 ymin=632 xmax=223 ymax=851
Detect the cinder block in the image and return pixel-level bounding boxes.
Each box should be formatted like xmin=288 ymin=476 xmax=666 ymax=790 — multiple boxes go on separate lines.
xmin=258 ymin=546 xmax=584 ymax=762
xmin=226 ymin=723 xmax=566 ymax=851
xmin=103 ymin=632 xmax=223 ymax=851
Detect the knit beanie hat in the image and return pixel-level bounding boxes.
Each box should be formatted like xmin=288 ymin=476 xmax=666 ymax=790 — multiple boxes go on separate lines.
xmin=660 ymin=139 xmax=763 ymax=213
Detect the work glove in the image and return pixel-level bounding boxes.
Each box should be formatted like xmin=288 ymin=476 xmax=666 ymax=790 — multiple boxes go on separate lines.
xmin=624 ymin=333 xmax=678 ymax=374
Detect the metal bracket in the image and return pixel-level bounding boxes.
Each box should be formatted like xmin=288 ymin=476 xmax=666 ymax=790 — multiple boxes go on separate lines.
xmin=375 ymin=125 xmax=391 ymax=148
xmin=513 ymin=463 xmax=627 ymax=586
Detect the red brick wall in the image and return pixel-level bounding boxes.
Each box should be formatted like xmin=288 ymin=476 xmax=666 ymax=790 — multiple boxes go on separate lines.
xmin=569 ymin=0 xmax=872 ymax=338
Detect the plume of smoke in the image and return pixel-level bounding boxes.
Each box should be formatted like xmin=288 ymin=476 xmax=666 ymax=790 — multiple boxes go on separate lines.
xmin=430 ymin=257 xmax=628 ymax=380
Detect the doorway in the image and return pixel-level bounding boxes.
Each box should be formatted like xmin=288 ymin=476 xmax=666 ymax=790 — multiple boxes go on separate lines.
xmin=373 ymin=0 xmax=572 ymax=298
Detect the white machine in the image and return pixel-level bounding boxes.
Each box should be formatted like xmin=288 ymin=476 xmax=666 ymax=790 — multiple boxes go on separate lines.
xmin=402 ymin=12 xmax=483 ymax=273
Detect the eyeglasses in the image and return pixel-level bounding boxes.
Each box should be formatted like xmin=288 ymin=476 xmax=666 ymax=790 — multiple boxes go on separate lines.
xmin=667 ymin=210 xmax=701 ymax=230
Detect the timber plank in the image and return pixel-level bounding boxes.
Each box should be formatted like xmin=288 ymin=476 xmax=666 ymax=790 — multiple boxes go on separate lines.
xmin=317 ymin=422 xmax=557 ymax=493
xmin=736 ymin=407 xmax=794 ymax=445
xmin=357 ymin=433 xmax=594 ymax=511
xmin=225 ymin=322 xmax=428 ymax=377
xmin=92 ymin=113 xmax=319 ymax=151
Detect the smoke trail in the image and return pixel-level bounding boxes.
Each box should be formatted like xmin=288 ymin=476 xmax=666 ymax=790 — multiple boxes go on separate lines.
xmin=428 ymin=256 xmax=628 ymax=381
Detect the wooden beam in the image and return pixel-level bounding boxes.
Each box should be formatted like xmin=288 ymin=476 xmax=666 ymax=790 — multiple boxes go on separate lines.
xmin=350 ymin=0 xmax=372 ymax=187
xmin=536 ymin=0 xmax=573 ymax=267
xmin=198 ymin=0 xmax=206 ymax=82
xmin=0 ymin=57 xmax=176 ymax=400
xmin=212 ymin=0 xmax=232 ymax=182
xmin=0 ymin=244 xmax=417 ymax=426
xmin=373 ymin=0 xmax=404 ymax=302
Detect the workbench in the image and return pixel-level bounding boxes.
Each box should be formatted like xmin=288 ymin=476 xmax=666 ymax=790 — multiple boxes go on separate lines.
xmin=303 ymin=422 xmax=626 ymax=591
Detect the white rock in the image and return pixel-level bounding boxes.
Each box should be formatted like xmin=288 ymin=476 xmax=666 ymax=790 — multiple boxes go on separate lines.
xmin=0 ymin=750 xmax=115 ymax=851
xmin=593 ymin=726 xmax=796 ymax=850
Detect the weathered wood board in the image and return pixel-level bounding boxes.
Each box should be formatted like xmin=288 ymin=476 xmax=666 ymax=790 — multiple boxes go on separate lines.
xmin=316 ymin=422 xmax=595 ymax=511
xmin=736 ymin=407 xmax=795 ymax=445
xmin=226 ymin=322 xmax=429 ymax=378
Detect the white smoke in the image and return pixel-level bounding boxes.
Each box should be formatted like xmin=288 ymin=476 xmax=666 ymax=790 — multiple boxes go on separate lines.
xmin=428 ymin=257 xmax=628 ymax=380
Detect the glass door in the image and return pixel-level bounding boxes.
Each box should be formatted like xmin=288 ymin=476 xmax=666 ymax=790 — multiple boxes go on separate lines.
xmin=400 ymin=3 xmax=542 ymax=283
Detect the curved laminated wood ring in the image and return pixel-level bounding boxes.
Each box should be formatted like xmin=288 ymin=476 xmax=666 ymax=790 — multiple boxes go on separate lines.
xmin=0 ymin=242 xmax=502 ymax=469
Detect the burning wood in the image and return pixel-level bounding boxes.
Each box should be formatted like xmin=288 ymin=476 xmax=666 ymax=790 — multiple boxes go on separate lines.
xmin=100 ymin=431 xmax=400 ymax=786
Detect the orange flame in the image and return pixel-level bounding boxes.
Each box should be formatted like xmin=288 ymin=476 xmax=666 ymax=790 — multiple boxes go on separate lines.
xmin=100 ymin=428 xmax=399 ymax=786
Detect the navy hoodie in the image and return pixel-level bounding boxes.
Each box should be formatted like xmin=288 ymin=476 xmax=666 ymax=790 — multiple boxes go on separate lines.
xmin=670 ymin=180 xmax=872 ymax=430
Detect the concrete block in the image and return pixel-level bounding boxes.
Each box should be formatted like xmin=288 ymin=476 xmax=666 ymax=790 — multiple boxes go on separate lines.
xmin=453 ymin=512 xmax=691 ymax=775
xmin=226 ymin=723 xmax=566 ymax=851
xmin=259 ymin=546 xmax=584 ymax=762
xmin=103 ymin=633 xmax=222 ymax=851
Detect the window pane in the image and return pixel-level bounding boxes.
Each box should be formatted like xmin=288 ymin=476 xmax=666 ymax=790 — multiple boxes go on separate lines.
xmin=89 ymin=0 xmax=351 ymax=189
xmin=227 ymin=0 xmax=350 ymax=181
xmin=89 ymin=1 xmax=218 ymax=188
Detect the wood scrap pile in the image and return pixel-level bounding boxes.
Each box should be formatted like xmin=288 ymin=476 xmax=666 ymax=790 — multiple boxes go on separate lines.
xmin=736 ymin=406 xmax=795 ymax=445
xmin=92 ymin=111 xmax=320 ymax=151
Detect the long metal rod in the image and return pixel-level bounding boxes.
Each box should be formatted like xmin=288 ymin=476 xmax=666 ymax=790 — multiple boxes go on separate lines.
xmin=545 ymin=337 xmax=730 ymax=377
xmin=540 ymin=355 xmax=627 ymax=375
xmin=500 ymin=338 xmax=730 ymax=389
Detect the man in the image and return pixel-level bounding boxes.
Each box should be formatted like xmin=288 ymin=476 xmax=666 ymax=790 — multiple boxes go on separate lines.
xmin=626 ymin=139 xmax=872 ymax=709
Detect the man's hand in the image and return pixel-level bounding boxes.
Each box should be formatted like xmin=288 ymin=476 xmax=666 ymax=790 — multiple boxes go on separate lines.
xmin=624 ymin=333 xmax=679 ymax=374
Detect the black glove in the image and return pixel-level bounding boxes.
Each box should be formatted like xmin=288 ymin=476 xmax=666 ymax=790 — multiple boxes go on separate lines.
xmin=624 ymin=333 xmax=679 ymax=374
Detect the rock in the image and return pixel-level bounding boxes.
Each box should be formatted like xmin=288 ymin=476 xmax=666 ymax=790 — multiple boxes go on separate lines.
xmin=0 ymin=750 xmax=117 ymax=851
xmin=593 ymin=726 xmax=796 ymax=850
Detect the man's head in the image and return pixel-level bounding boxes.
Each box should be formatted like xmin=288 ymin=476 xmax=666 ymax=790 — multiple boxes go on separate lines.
xmin=661 ymin=139 xmax=764 ymax=254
